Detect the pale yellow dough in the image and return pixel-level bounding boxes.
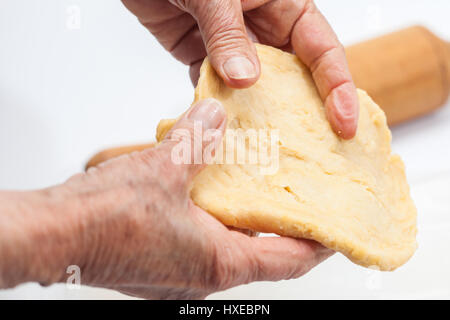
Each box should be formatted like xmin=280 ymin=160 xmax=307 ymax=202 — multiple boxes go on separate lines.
xmin=157 ymin=44 xmax=417 ymax=271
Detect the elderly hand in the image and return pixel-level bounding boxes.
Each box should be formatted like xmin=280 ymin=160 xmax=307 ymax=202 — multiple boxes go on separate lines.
xmin=0 ymin=99 xmax=332 ymax=299
xmin=122 ymin=0 xmax=359 ymax=139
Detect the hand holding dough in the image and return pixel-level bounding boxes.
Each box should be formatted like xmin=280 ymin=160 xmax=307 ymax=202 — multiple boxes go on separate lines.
xmin=157 ymin=44 xmax=417 ymax=271
xmin=123 ymin=0 xmax=359 ymax=138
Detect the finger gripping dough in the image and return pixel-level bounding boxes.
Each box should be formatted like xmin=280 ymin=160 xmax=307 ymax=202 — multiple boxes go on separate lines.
xmin=157 ymin=44 xmax=417 ymax=271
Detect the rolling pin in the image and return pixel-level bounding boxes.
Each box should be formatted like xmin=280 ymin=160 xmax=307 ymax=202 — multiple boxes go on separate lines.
xmin=347 ymin=25 xmax=450 ymax=125
xmin=86 ymin=25 xmax=450 ymax=169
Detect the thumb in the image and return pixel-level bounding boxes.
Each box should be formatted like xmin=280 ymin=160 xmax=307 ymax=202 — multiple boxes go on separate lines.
xmin=160 ymin=98 xmax=227 ymax=182
xmin=179 ymin=0 xmax=260 ymax=88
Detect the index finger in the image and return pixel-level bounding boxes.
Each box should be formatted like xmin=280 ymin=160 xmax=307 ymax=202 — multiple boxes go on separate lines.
xmin=291 ymin=0 xmax=359 ymax=139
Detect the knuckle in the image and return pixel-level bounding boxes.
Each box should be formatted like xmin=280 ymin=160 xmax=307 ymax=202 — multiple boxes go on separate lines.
xmin=129 ymin=148 xmax=159 ymax=171
xmin=247 ymin=254 xmax=262 ymax=283
xmin=205 ymin=242 xmax=237 ymax=290
xmin=169 ymin=125 xmax=196 ymax=145
xmin=196 ymin=3 xmax=249 ymax=53
xmin=169 ymin=0 xmax=188 ymax=9
xmin=205 ymin=239 xmax=258 ymax=291
xmin=206 ymin=249 xmax=229 ymax=290
xmin=206 ymin=25 xmax=249 ymax=57
xmin=130 ymin=147 xmax=184 ymax=186
xmin=269 ymin=0 xmax=305 ymax=45
xmin=303 ymin=0 xmax=316 ymax=12
xmin=309 ymin=44 xmax=341 ymax=75
xmin=164 ymin=120 xmax=205 ymax=166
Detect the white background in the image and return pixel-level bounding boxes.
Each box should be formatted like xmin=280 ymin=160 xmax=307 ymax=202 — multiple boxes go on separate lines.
xmin=0 ymin=0 xmax=449 ymax=299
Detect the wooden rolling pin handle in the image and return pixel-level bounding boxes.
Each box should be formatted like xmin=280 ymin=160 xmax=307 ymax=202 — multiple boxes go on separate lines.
xmin=346 ymin=26 xmax=450 ymax=125
xmin=86 ymin=26 xmax=450 ymax=170
xmin=447 ymin=40 xmax=450 ymax=82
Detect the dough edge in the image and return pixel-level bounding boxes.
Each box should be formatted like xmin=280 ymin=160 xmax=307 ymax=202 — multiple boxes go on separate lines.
xmin=156 ymin=44 xmax=417 ymax=271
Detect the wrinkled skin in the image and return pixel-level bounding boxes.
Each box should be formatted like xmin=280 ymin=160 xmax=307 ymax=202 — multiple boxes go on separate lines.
xmin=0 ymin=99 xmax=333 ymax=299
xmin=122 ymin=0 xmax=359 ymax=138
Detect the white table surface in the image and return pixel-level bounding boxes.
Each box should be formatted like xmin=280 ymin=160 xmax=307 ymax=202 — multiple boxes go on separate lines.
xmin=0 ymin=0 xmax=449 ymax=299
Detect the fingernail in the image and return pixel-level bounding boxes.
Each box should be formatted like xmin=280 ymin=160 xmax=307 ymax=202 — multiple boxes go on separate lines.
xmin=223 ymin=56 xmax=256 ymax=80
xmin=187 ymin=98 xmax=226 ymax=130
xmin=331 ymin=86 xmax=359 ymax=139
xmin=334 ymin=88 xmax=357 ymax=119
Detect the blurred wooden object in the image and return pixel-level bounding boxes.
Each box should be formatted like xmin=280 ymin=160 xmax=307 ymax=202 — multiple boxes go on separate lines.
xmin=86 ymin=26 xmax=450 ymax=170
xmin=346 ymin=25 xmax=450 ymax=125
